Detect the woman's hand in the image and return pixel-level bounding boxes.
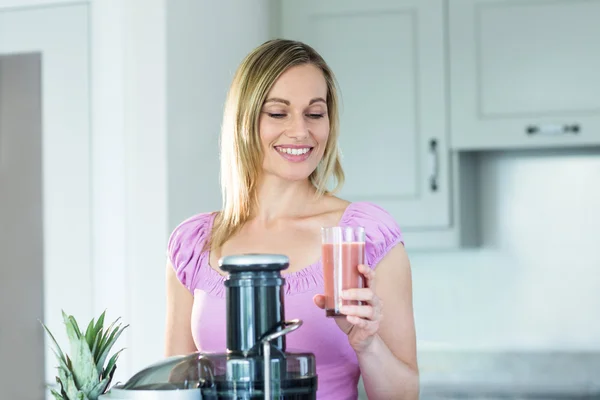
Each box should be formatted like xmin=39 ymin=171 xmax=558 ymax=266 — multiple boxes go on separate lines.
xmin=313 ymin=264 xmax=383 ymax=354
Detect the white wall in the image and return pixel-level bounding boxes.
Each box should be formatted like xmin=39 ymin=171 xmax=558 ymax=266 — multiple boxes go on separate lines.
xmin=122 ymin=0 xmax=169 ymax=375
xmin=88 ymin=0 xmax=169 ymax=381
xmin=89 ymin=0 xmax=131 ymax=382
xmin=166 ymin=0 xmax=275 ymax=228
xmin=411 ymin=149 xmax=600 ymax=352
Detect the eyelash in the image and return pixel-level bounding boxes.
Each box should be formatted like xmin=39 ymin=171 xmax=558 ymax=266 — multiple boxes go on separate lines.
xmin=268 ymin=113 xmax=325 ymax=119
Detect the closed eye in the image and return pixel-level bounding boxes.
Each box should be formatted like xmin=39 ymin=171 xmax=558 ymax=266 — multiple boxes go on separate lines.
xmin=266 ymin=112 xmax=325 ymax=119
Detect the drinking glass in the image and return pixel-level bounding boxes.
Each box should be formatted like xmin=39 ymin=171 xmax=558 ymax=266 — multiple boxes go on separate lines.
xmin=321 ymin=226 xmax=366 ymax=317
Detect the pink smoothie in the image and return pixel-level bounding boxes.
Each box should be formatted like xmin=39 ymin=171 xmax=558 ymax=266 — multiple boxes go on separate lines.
xmin=322 ymin=241 xmax=365 ymax=317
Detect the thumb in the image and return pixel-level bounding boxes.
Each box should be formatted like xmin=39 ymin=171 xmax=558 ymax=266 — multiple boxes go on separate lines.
xmin=313 ymin=294 xmax=326 ymax=309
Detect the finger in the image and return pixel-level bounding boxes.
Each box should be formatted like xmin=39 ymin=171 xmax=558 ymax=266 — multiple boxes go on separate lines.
xmin=313 ymin=294 xmax=326 ymax=309
xmin=358 ymin=264 xmax=376 ymax=290
xmin=358 ymin=264 xmax=374 ymax=280
xmin=347 ymin=315 xmax=379 ymax=333
xmin=340 ymin=304 xmax=378 ymax=321
xmin=341 ymin=288 xmax=379 ymax=304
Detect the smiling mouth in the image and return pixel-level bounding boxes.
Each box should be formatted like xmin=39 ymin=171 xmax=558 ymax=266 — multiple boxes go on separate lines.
xmin=274 ymin=145 xmax=315 ymax=162
xmin=275 ymin=146 xmax=313 ymax=155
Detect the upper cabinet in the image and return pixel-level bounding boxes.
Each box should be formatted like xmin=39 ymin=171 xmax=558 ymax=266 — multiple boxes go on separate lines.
xmin=449 ymin=0 xmax=600 ymax=150
xmin=276 ymin=0 xmax=599 ymax=249
xmin=280 ymin=0 xmax=453 ymax=233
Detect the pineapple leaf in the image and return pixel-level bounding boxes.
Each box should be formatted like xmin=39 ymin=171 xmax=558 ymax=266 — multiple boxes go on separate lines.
xmin=71 ymin=335 xmax=100 ymax=393
xmin=63 ymin=312 xmax=81 ymax=345
xmin=89 ymin=375 xmax=112 ymax=398
xmin=61 ymin=369 xmax=80 ymax=400
xmin=51 ymin=347 xmax=70 ymax=374
xmin=69 ymin=315 xmax=83 ymax=338
xmin=40 ymin=320 xmax=67 ymax=364
xmin=91 ymin=311 xmax=106 ymax=359
xmin=93 ymin=311 xmax=106 ymax=336
xmin=76 ymin=391 xmax=90 ymax=400
xmin=44 ymin=311 xmax=127 ymax=400
xmin=96 ymin=317 xmax=120 ymax=355
xmin=84 ymin=319 xmax=95 ymax=350
xmin=91 ymin=330 xmax=103 ymax=361
xmin=96 ymin=323 xmax=128 ymax=375
xmin=102 ymin=348 xmax=124 ymax=379
xmin=50 ymin=388 xmax=66 ymax=400
xmin=57 ymin=369 xmax=67 ymax=389
xmin=54 ymin=376 xmax=68 ymax=398
xmin=107 ymin=362 xmax=118 ymax=386
xmin=86 ymin=310 xmax=106 ymax=351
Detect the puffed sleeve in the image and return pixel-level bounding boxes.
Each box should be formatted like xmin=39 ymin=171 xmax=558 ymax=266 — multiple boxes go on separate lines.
xmin=341 ymin=202 xmax=404 ymax=269
xmin=166 ymin=212 xmax=215 ymax=292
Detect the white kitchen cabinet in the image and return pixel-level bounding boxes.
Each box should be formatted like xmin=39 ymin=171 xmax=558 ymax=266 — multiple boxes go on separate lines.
xmin=280 ymin=0 xmax=453 ymax=239
xmin=449 ymin=0 xmax=600 ymax=150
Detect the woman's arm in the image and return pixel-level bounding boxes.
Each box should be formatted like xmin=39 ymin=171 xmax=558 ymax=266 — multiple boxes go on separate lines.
xmin=358 ymin=244 xmax=419 ymax=400
xmin=164 ymin=260 xmax=198 ymax=356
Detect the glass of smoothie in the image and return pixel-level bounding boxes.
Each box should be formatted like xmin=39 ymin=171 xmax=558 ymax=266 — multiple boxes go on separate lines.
xmin=321 ymin=226 xmax=366 ymax=318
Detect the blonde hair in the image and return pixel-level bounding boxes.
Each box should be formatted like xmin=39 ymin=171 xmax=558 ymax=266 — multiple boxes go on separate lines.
xmin=209 ymin=39 xmax=345 ymax=251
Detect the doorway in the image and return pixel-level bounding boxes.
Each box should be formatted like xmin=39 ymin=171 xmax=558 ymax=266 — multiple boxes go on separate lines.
xmin=0 ymin=53 xmax=44 ymax=399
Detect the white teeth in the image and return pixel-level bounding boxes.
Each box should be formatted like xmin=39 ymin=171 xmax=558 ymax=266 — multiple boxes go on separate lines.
xmin=277 ymin=147 xmax=311 ymax=155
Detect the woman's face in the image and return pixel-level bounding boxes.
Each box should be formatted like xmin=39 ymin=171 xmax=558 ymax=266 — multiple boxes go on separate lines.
xmin=259 ymin=63 xmax=330 ymax=183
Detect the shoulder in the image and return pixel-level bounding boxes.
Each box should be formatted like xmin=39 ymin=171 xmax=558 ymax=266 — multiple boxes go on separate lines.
xmin=167 ymin=212 xmax=216 ymax=255
xmin=166 ymin=212 xmax=217 ymax=291
xmin=340 ymin=201 xmax=404 ymax=269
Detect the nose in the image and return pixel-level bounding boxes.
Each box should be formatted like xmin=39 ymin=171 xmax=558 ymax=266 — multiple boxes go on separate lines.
xmin=285 ymin=113 xmax=309 ymax=140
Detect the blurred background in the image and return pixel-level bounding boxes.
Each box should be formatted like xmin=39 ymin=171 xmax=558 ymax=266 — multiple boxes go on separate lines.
xmin=1 ymin=0 xmax=599 ymax=399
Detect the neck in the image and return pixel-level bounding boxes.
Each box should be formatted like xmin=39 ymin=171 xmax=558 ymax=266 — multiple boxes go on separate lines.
xmin=253 ymin=174 xmax=318 ymax=224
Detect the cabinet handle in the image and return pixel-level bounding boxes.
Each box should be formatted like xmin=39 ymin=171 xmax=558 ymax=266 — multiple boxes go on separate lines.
xmin=428 ymin=138 xmax=438 ymax=192
xmin=526 ymin=124 xmax=580 ymax=135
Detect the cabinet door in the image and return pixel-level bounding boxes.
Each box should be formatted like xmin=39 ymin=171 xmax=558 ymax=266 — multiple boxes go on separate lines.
xmin=280 ymin=0 xmax=450 ymax=230
xmin=0 ymin=4 xmax=92 ymax=398
xmin=449 ymin=0 xmax=600 ymax=150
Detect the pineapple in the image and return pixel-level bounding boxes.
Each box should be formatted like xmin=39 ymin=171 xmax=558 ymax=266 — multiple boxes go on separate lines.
xmin=41 ymin=310 xmax=129 ymax=400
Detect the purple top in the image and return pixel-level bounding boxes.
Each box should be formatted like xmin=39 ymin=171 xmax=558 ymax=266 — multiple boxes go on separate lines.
xmin=167 ymin=201 xmax=403 ymax=400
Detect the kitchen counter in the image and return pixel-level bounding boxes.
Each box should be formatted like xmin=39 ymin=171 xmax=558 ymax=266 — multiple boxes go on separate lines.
xmin=416 ymin=350 xmax=600 ymax=399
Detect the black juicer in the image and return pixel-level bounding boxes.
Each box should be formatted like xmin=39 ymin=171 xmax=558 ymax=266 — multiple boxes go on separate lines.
xmin=99 ymin=254 xmax=318 ymax=400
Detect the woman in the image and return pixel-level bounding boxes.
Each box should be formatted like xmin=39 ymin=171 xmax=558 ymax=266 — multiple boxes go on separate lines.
xmin=164 ymin=39 xmax=419 ymax=399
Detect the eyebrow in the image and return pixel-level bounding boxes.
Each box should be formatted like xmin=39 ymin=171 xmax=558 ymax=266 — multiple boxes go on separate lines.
xmin=264 ymin=97 xmax=326 ymax=106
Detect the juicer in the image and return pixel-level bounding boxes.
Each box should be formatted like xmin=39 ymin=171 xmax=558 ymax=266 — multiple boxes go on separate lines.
xmin=99 ymin=253 xmax=318 ymax=399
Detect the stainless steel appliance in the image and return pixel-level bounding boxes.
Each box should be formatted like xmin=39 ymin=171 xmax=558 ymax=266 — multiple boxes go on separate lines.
xmin=100 ymin=254 xmax=318 ymax=399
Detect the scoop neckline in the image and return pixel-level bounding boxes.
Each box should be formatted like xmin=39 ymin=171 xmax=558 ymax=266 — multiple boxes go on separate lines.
xmin=202 ymin=202 xmax=357 ymax=281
